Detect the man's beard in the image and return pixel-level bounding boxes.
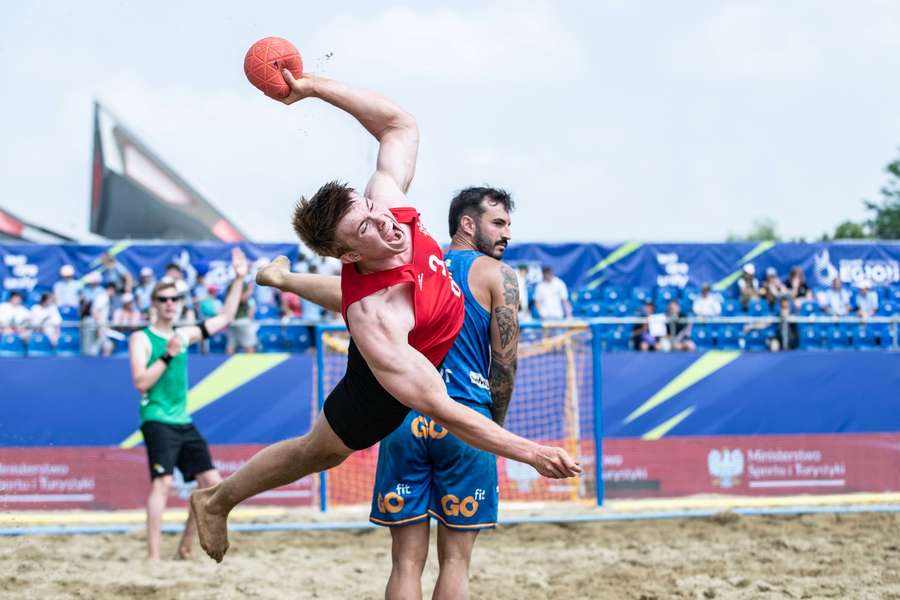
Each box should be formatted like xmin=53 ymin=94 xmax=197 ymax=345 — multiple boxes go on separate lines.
xmin=474 ymin=224 xmax=505 ymax=258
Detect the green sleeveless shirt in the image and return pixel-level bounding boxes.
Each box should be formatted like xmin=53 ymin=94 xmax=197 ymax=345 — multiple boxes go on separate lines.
xmin=139 ymin=328 xmax=191 ymax=425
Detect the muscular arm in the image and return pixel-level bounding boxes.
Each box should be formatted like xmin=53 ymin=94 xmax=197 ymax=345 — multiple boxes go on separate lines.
xmin=256 ymin=259 xmax=342 ymax=313
xmin=348 ymin=288 xmax=579 ymax=479
xmin=487 ymin=263 xmax=520 ymax=426
xmin=279 ymin=72 xmax=418 ymax=204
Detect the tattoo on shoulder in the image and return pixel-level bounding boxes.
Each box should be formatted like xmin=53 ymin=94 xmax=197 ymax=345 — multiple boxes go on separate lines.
xmin=500 ymin=265 xmax=519 ymax=307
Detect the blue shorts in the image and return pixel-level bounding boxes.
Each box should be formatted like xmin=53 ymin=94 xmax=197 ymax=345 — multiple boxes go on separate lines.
xmin=369 ymin=405 xmax=499 ymax=530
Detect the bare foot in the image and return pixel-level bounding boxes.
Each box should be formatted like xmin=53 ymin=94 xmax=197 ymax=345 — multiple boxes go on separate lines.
xmin=190 ymin=486 xmax=230 ymax=563
xmin=255 ymin=255 xmax=290 ymax=288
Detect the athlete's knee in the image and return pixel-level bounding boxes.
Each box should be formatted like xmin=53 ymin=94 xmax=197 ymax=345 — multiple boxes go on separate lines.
xmin=392 ymin=552 xmax=427 ymax=575
xmin=149 ymin=475 xmax=173 ymax=499
xmin=295 ymin=433 xmax=350 ymax=470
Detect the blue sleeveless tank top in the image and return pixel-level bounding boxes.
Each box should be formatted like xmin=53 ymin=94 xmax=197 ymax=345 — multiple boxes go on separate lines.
xmin=441 ymin=249 xmax=492 ymax=408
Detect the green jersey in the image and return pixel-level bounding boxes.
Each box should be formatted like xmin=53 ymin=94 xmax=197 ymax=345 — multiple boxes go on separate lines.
xmin=139 ymin=327 xmax=191 ymax=425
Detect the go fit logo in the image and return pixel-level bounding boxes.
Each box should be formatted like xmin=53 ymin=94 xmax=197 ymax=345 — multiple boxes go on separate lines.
xmin=441 ymin=489 xmax=485 ymax=517
xmin=410 ymin=415 xmax=448 ymax=439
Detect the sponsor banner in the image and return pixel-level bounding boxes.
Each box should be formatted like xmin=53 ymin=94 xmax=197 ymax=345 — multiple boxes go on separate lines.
xmin=502 ymin=242 xmax=900 ymax=292
xmin=0 ymin=445 xmax=313 ymax=511
xmin=0 ymin=242 xmax=299 ymax=292
xmin=601 ymin=433 xmax=900 ymax=498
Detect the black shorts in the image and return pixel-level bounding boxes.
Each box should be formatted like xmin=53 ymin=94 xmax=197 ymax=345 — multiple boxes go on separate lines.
xmin=323 ymin=339 xmax=411 ymax=451
xmin=140 ymin=421 xmax=215 ymax=482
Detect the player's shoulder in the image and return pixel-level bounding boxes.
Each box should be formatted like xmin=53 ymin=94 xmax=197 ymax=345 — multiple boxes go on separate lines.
xmin=348 ymin=282 xmax=414 ymax=320
xmin=471 ymin=256 xmax=517 ymax=293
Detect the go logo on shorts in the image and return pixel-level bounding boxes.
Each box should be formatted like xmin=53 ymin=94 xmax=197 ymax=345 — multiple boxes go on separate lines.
xmin=441 ymin=494 xmax=479 ymax=517
xmin=410 ymin=416 xmax=448 ymax=440
xmin=377 ymin=492 xmax=405 ymax=514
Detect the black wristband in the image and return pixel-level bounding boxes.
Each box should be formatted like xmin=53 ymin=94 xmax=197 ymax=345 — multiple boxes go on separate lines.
xmin=160 ymin=353 xmax=174 ymax=365
xmin=199 ymin=320 xmax=211 ymax=340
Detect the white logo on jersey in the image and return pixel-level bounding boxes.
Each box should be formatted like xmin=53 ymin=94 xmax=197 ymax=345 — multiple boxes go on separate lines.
xmin=418 ymin=273 xmax=424 ymax=290
xmin=469 ymin=371 xmax=490 ymax=390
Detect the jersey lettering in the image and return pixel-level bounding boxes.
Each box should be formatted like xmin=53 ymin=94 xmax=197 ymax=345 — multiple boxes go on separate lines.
xmin=429 ymin=254 xmax=461 ymax=298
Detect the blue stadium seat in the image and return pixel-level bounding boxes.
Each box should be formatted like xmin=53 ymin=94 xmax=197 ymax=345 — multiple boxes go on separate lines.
xmin=59 ymin=305 xmax=80 ymax=321
xmin=254 ymin=304 xmax=279 ymax=320
xmin=585 ymin=302 xmax=604 ymax=317
xmin=630 ymin=287 xmax=651 ymax=304
xmin=872 ymin=323 xmax=895 ymax=348
xmin=798 ymin=324 xmax=823 ymax=350
xmin=111 ymin=334 xmax=129 ymax=355
xmin=26 ymin=333 xmax=55 ymax=357
xmin=681 ymin=284 xmax=700 ymax=301
xmin=679 ymin=297 xmax=694 ymax=316
xmin=600 ymin=287 xmax=624 ymax=304
xmin=258 ymin=325 xmax=286 ymax=353
xmin=605 ymin=325 xmax=630 ymax=351
xmin=576 ymin=289 xmax=598 ymax=305
xmin=690 ymin=325 xmax=714 ymax=350
xmin=744 ymin=327 xmax=772 ymax=351
xmin=209 ymin=332 xmax=228 ymax=353
xmin=26 ymin=290 xmax=44 ymax=307
xmin=799 ymin=301 xmax=819 ymax=316
xmin=655 ymin=287 xmax=678 ymax=304
xmin=824 ymin=324 xmax=850 ymax=349
xmin=717 ymin=325 xmax=741 ymax=349
xmin=57 ymin=330 xmax=80 ymax=356
xmin=722 ymin=299 xmax=741 ymax=316
xmin=285 ymin=325 xmax=312 ymax=352
xmin=747 ymin=299 xmax=771 ymax=316
xmin=879 ymin=301 xmax=897 ymax=316
xmin=0 ymin=334 xmax=26 ymax=357
xmin=611 ymin=301 xmax=632 ymax=317
xmin=850 ymin=324 xmax=878 ymax=350
xmin=889 ymin=287 xmax=900 ymax=304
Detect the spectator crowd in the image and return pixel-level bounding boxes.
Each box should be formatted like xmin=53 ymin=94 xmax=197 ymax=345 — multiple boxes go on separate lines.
xmin=2 ymin=256 xmax=898 ymax=356
xmin=0 ymin=252 xmax=339 ymax=356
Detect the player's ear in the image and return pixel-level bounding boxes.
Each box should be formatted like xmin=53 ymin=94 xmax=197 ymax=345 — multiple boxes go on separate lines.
xmin=339 ymin=251 xmax=361 ymax=265
xmin=460 ymin=214 xmax=476 ymax=236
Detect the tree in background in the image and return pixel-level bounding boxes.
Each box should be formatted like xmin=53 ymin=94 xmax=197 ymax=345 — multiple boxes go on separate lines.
xmin=727 ymin=217 xmax=780 ymax=242
xmin=865 ymin=151 xmax=900 ymax=239
xmin=824 ymin=148 xmax=900 ymax=240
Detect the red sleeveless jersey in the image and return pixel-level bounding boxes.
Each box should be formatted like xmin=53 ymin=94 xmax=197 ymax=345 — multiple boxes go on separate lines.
xmin=341 ymin=207 xmax=464 ymax=366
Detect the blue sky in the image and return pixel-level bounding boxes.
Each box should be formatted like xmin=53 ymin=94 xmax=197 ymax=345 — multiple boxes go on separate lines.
xmin=2 ymin=1 xmax=899 ymax=243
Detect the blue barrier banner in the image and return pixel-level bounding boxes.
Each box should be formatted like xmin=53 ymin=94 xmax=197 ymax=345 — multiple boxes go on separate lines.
xmin=0 ymin=355 xmax=312 ymax=447
xmin=502 ymin=241 xmax=900 ymax=292
xmin=0 ymin=242 xmax=300 ymax=292
xmin=1 ymin=351 xmax=897 ymax=448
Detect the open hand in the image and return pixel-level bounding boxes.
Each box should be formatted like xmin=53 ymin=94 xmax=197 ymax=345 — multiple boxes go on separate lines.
xmin=231 ymin=247 xmax=249 ymax=278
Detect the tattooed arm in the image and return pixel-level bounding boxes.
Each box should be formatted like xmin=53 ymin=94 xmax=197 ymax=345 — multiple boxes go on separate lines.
xmin=487 ymin=263 xmax=520 ymax=426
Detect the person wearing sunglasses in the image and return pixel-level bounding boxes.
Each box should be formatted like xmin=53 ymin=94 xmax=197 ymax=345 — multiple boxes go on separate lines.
xmin=127 ymin=247 xmax=249 ymax=560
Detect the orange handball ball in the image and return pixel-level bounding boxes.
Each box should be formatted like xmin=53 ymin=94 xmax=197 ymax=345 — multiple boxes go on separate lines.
xmin=244 ymin=37 xmax=303 ymax=99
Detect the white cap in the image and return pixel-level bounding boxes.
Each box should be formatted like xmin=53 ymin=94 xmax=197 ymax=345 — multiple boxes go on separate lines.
xmin=742 ymin=263 xmax=756 ymax=276
xmin=140 ymin=267 xmax=154 ymax=277
xmin=84 ymin=271 xmax=101 ymax=284
xmin=765 ymin=267 xmax=777 ymax=277
xmin=122 ymin=293 xmax=134 ymax=303
xmin=59 ymin=264 xmax=75 ymax=277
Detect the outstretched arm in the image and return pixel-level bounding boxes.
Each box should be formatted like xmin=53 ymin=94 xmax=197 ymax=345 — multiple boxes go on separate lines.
xmin=487 ymin=263 xmax=520 ymax=426
xmin=278 ymin=71 xmax=418 ymax=204
xmin=180 ymin=248 xmax=249 ymax=345
xmin=348 ymin=289 xmax=579 ymax=479
xmin=255 ymin=256 xmax=341 ymax=313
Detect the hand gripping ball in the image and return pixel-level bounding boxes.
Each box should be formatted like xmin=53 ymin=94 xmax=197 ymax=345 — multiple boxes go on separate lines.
xmin=244 ymin=37 xmax=303 ymax=99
